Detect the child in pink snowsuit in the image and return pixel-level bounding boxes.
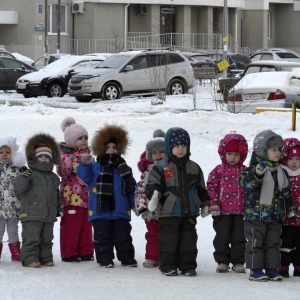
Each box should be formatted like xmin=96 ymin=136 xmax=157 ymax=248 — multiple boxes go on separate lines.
xmin=207 ymin=133 xmax=248 ymax=274
xmin=58 ymin=117 xmax=94 ymax=262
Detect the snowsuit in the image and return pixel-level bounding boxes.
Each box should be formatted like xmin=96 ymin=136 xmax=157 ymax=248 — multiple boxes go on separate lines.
xmin=207 ymin=133 xmax=248 ymax=266
xmin=14 ymin=133 xmax=63 ymax=266
xmin=57 ymin=143 xmax=94 ymax=260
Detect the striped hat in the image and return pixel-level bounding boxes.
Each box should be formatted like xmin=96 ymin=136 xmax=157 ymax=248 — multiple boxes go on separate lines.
xmin=35 ymin=143 xmax=52 ymax=160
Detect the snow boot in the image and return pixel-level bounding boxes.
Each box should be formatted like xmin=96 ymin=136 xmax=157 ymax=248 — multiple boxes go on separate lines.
xmin=8 ymin=241 xmax=21 ymax=262
xmin=249 ymin=269 xmax=268 ymax=282
xmin=266 ymin=269 xmax=283 ymax=281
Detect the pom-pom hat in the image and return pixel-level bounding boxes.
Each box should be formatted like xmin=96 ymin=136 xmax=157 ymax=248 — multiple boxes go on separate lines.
xmin=61 ymin=117 xmax=88 ymax=148
xmin=0 ymin=136 xmax=19 ymax=159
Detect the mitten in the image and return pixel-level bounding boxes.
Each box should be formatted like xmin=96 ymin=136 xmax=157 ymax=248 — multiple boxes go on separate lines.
xmin=148 ymin=190 xmax=159 ymax=212
xmin=81 ymin=154 xmax=95 ymax=165
xmin=200 ymin=206 xmax=210 ymax=218
xmin=19 ymin=166 xmax=33 ymax=177
xmin=255 ymin=162 xmax=269 ymax=176
xmin=287 ymin=212 xmax=298 ymax=222
xmin=209 ymin=205 xmax=220 ymax=217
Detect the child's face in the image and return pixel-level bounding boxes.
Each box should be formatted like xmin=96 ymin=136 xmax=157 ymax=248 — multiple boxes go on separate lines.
xmin=75 ymin=135 xmax=88 ymax=150
xmin=287 ymin=156 xmax=300 ymax=171
xmin=0 ymin=146 xmax=12 ymax=162
xmin=172 ymin=145 xmax=187 ymax=158
xmin=105 ymin=142 xmax=118 ymax=154
xmin=37 ymin=154 xmax=51 ymax=163
xmin=226 ymin=152 xmax=241 ymax=166
xmin=151 ymin=150 xmax=166 ymax=163
xmin=267 ymin=147 xmax=282 ymax=162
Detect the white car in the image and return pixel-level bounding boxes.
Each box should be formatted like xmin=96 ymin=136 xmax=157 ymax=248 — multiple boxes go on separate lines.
xmin=227 ymin=71 xmax=300 ymax=113
xmin=15 ymin=55 xmax=107 ymax=98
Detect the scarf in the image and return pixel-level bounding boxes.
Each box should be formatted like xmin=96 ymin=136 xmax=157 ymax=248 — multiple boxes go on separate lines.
xmin=260 ymin=164 xmax=289 ymax=205
xmin=96 ymin=154 xmax=135 ymax=213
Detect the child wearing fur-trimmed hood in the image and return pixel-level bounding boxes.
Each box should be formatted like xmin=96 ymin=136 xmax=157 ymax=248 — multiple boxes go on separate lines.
xmin=57 ymin=117 xmax=94 ymax=263
xmin=77 ymin=124 xmax=137 ymax=268
xmin=0 ymin=137 xmax=26 ymax=262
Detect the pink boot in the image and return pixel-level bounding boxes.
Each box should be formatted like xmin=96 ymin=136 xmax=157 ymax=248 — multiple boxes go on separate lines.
xmin=8 ymin=241 xmax=21 ymax=261
xmin=0 ymin=243 xmax=2 ymax=259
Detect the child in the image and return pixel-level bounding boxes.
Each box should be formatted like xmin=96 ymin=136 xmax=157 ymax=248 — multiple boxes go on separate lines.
xmin=58 ymin=117 xmax=94 ymax=262
xmin=207 ymin=133 xmax=248 ymax=274
xmin=134 ymin=130 xmax=166 ymax=268
xmin=77 ymin=124 xmax=137 ymax=268
xmin=280 ymin=137 xmax=300 ymax=278
xmin=146 ymin=127 xmax=209 ymax=276
xmin=14 ymin=133 xmax=63 ymax=268
xmin=239 ymin=130 xmax=296 ymax=281
xmin=0 ymin=137 xmax=26 ymax=261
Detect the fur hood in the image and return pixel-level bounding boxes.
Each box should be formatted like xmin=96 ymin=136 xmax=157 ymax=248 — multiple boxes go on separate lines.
xmin=25 ymin=133 xmax=61 ymax=165
xmin=92 ymin=124 xmax=129 ymax=156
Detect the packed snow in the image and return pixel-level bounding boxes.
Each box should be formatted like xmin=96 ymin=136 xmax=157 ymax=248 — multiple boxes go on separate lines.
xmin=0 ymin=85 xmax=300 ymax=300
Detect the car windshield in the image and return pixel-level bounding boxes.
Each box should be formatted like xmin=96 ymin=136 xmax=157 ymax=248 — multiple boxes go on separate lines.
xmin=191 ymin=55 xmax=211 ymax=61
xmin=277 ymin=52 xmax=299 ymax=59
xmin=96 ymin=55 xmax=130 ymax=69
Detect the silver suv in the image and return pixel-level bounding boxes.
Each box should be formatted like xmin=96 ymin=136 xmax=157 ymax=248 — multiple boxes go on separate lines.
xmin=68 ymin=49 xmax=194 ymax=102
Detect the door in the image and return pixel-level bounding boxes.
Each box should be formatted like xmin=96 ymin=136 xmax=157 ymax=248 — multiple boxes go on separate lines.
xmin=161 ymin=7 xmax=175 ymax=45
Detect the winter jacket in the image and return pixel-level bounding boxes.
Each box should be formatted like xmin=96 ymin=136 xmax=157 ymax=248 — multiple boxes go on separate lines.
xmin=77 ymin=161 xmax=136 ymax=222
xmin=14 ymin=133 xmax=63 ymax=223
xmin=239 ymin=151 xmax=295 ymax=222
xmin=0 ymin=162 xmax=21 ymax=219
xmin=207 ymin=133 xmax=248 ymax=215
xmin=57 ymin=143 xmax=90 ymax=208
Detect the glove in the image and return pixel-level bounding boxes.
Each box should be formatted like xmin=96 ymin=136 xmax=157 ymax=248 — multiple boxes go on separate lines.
xmin=200 ymin=206 xmax=210 ymax=218
xmin=255 ymin=162 xmax=269 ymax=176
xmin=287 ymin=212 xmax=298 ymax=222
xmin=148 ymin=190 xmax=159 ymax=212
xmin=81 ymin=154 xmax=95 ymax=165
xmin=19 ymin=166 xmax=33 ymax=177
xmin=209 ymin=205 xmax=220 ymax=217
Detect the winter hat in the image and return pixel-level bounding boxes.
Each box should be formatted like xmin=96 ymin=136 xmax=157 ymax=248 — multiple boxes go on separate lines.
xmin=92 ymin=124 xmax=129 ymax=155
xmin=35 ymin=143 xmax=52 ymax=160
xmin=0 ymin=136 xmax=19 ymax=159
xmin=253 ymin=130 xmax=283 ymax=160
xmin=282 ymin=138 xmax=300 ymax=165
xmin=287 ymin=147 xmax=300 ymax=160
xmin=61 ymin=117 xmax=88 ymax=148
xmin=225 ymin=140 xmax=247 ymax=154
xmin=152 ymin=129 xmax=165 ymax=139
xmin=165 ymin=127 xmax=190 ymax=159
xmin=146 ymin=133 xmax=165 ymax=163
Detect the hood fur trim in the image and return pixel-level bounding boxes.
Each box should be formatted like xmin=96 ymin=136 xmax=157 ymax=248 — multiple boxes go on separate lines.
xmin=92 ymin=124 xmax=129 ymax=155
xmin=25 ymin=133 xmax=61 ymax=165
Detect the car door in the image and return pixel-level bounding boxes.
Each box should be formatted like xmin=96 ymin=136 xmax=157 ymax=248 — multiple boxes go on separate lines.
xmin=122 ymin=55 xmax=151 ymax=92
xmin=0 ymin=58 xmax=30 ymax=90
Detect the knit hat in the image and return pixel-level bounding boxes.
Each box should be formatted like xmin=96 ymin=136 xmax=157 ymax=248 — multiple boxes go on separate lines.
xmin=35 ymin=143 xmax=52 ymax=160
xmin=145 ymin=129 xmax=165 ymax=162
xmin=225 ymin=140 xmax=247 ymax=154
xmin=0 ymin=136 xmax=19 ymax=159
xmin=253 ymin=130 xmax=283 ymax=160
xmin=281 ymin=138 xmax=300 ymax=165
xmin=61 ymin=117 xmax=88 ymax=148
xmin=165 ymin=127 xmax=190 ymax=160
xmin=287 ymin=146 xmax=300 ymax=159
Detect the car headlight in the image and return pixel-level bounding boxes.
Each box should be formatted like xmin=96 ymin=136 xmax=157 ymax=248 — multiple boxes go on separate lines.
xmin=82 ymin=76 xmax=100 ymax=83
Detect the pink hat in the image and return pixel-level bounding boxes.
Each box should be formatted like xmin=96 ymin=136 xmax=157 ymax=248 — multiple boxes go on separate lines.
xmin=287 ymin=146 xmax=300 ymax=160
xmin=225 ymin=140 xmax=247 ymax=154
xmin=61 ymin=117 xmax=88 ymax=148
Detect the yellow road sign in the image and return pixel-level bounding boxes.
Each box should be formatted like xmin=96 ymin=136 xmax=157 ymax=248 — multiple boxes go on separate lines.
xmin=217 ymin=59 xmax=230 ymax=71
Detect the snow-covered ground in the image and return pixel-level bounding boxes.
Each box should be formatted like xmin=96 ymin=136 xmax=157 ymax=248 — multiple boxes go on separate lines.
xmin=0 ymin=86 xmax=300 ymax=300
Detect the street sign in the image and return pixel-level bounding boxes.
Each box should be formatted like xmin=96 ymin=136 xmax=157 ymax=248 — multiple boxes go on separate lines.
xmin=39 ymin=5 xmax=42 ymax=13
xmin=217 ymin=59 xmax=230 ymax=71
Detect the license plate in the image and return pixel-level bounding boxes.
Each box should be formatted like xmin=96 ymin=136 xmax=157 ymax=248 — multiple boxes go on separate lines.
xmin=244 ymin=93 xmax=266 ymax=100
xmin=17 ymin=83 xmax=27 ymax=89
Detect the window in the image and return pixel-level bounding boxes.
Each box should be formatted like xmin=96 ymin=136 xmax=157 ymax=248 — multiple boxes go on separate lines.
xmin=47 ymin=4 xmax=67 ymax=34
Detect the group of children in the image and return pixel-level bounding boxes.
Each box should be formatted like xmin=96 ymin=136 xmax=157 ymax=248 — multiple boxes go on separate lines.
xmin=0 ymin=120 xmax=300 ymax=282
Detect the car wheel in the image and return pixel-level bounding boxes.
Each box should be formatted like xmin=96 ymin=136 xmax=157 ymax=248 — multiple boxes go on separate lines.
xmin=75 ymin=96 xmax=92 ymax=103
xmin=23 ymin=94 xmax=31 ymax=98
xmin=168 ymin=79 xmax=185 ymax=95
xmin=102 ymin=82 xmax=121 ymax=100
xmin=47 ymin=82 xmax=65 ymax=98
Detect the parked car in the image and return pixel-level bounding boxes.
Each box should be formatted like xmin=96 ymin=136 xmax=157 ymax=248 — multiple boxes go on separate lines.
xmin=68 ymin=49 xmax=195 ymax=102
xmin=180 ymin=52 xmax=217 ymax=80
xmin=0 ymin=57 xmax=36 ymax=90
xmin=16 ymin=55 xmax=104 ymax=98
xmin=218 ymin=60 xmax=300 ymax=101
xmin=226 ymin=71 xmax=300 ymax=113
xmin=0 ymin=48 xmax=34 ymax=65
xmin=250 ymin=49 xmax=300 ymax=62
xmin=32 ymin=53 xmax=71 ymax=70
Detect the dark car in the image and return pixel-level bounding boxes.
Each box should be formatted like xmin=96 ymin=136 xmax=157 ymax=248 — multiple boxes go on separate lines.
xmin=181 ymin=52 xmax=217 ymax=80
xmin=0 ymin=57 xmax=36 ymax=90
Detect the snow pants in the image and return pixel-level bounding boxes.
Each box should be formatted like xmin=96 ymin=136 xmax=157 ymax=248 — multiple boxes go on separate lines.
xmin=21 ymin=221 xmax=54 ymax=265
xmin=0 ymin=218 xmax=19 ymax=243
xmin=244 ymin=220 xmax=282 ymax=269
xmin=145 ymin=219 xmax=159 ymax=261
xmin=158 ymin=216 xmax=198 ymax=272
xmin=212 ymin=214 xmax=246 ymax=265
xmin=92 ymin=219 xmax=135 ymax=264
xmin=60 ymin=206 xmax=94 ymax=259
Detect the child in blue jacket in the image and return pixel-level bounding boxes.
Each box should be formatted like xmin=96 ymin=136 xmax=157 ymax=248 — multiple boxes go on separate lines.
xmin=77 ymin=124 xmax=137 ymax=268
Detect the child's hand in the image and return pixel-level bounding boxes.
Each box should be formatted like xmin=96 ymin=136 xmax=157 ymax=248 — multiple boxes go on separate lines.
xmin=19 ymin=166 xmax=33 ymax=177
xmin=81 ymin=154 xmax=95 ymax=165
xmin=148 ymin=190 xmax=159 ymax=212
xmin=287 ymin=212 xmax=298 ymax=222
xmin=255 ymin=162 xmax=269 ymax=176
xmin=209 ymin=205 xmax=220 ymax=217
xmin=200 ymin=206 xmax=210 ymax=218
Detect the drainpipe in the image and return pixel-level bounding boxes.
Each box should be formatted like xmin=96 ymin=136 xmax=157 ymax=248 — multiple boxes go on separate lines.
xmin=124 ymin=4 xmax=130 ymax=50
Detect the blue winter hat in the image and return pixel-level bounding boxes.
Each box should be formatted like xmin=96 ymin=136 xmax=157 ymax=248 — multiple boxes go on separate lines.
xmin=165 ymin=127 xmax=190 ymax=158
